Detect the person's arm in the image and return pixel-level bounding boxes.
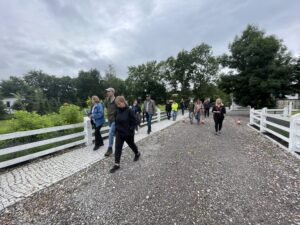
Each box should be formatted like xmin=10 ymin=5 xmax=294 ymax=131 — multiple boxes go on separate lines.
xmin=128 ymin=108 xmax=137 ymax=132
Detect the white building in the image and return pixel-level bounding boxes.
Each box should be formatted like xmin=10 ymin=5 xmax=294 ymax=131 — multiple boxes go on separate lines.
xmin=2 ymin=97 xmax=17 ymax=113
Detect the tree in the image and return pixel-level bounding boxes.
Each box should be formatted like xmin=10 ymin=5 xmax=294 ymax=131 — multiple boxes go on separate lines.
xmin=219 ymin=25 xmax=294 ymax=108
xmin=104 ymin=65 xmax=126 ymax=97
xmin=0 ymin=76 xmax=33 ymax=97
xmin=126 ymin=61 xmax=166 ymax=104
xmin=75 ymin=69 xmax=104 ymax=106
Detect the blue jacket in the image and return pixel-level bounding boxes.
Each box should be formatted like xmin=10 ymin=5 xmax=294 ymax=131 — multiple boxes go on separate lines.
xmin=91 ymin=103 xmax=105 ymax=127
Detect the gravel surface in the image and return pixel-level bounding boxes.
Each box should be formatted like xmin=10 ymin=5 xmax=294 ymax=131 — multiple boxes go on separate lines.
xmin=0 ymin=116 xmax=299 ymax=225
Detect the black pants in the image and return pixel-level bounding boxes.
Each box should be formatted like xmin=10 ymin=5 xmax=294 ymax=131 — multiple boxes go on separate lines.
xmin=95 ymin=125 xmax=103 ymax=146
xmin=115 ymin=133 xmax=139 ymax=164
xmin=166 ymin=110 xmax=171 ymax=120
xmin=214 ymin=118 xmax=224 ymax=132
xmin=205 ymin=108 xmax=209 ymax=117
xmin=181 ymin=108 xmax=184 ymax=115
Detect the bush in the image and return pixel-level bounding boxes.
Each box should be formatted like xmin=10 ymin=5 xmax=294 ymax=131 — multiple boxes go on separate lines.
xmin=59 ymin=103 xmax=82 ymax=124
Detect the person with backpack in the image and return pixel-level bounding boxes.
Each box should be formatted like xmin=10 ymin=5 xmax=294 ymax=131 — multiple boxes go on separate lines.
xmin=110 ymin=96 xmax=141 ymax=173
xmin=212 ymin=98 xmax=226 ymax=135
xmin=90 ymin=96 xmax=105 ymax=150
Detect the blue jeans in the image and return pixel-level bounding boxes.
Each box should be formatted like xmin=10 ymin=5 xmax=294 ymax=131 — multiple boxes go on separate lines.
xmin=108 ymin=121 xmax=116 ymax=148
xmin=195 ymin=112 xmax=201 ymax=124
xmin=172 ymin=110 xmax=177 ymax=121
xmin=146 ymin=113 xmax=153 ymax=133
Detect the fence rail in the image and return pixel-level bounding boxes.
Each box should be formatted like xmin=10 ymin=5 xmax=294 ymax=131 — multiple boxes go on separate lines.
xmin=249 ymin=102 xmax=300 ymax=155
xmin=0 ymin=110 xmax=167 ymax=168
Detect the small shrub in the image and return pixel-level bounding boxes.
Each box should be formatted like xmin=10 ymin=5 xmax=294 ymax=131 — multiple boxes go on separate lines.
xmin=59 ymin=104 xmax=83 ymax=124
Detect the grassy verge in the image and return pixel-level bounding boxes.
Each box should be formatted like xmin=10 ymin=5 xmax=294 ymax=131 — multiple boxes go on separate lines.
xmin=0 ymin=120 xmax=11 ymax=134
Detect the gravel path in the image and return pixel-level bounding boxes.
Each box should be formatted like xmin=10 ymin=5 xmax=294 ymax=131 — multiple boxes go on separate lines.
xmin=0 ymin=116 xmax=299 ymax=225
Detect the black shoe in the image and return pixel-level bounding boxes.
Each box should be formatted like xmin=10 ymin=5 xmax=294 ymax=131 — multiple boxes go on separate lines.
xmin=147 ymin=131 xmax=151 ymax=134
xmin=93 ymin=145 xmax=100 ymax=151
xmin=104 ymin=147 xmax=112 ymax=157
xmin=133 ymin=152 xmax=141 ymax=161
xmin=110 ymin=165 xmax=120 ymax=173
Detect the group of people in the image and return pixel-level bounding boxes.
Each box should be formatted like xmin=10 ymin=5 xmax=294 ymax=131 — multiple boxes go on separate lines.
xmin=89 ymin=88 xmax=156 ymax=173
xmin=90 ymin=89 xmax=226 ymax=173
xmin=166 ymin=97 xmax=226 ymax=135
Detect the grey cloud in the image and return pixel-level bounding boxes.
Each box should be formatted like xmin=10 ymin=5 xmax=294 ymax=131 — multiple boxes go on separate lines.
xmin=0 ymin=0 xmax=299 ymax=80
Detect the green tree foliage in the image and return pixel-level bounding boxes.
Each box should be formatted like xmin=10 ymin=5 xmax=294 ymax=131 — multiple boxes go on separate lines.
xmin=0 ymin=76 xmax=33 ymax=97
xmin=126 ymin=61 xmax=167 ymax=104
xmin=219 ymin=25 xmax=294 ymax=108
xmin=0 ymin=100 xmax=6 ymax=119
xmin=75 ymin=69 xmax=104 ymax=106
xmin=104 ymin=64 xmax=126 ymax=97
xmin=161 ymin=43 xmax=219 ymax=100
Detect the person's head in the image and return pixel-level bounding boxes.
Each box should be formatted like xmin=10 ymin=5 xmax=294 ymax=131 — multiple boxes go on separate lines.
xmin=146 ymin=94 xmax=150 ymax=100
xmin=216 ymin=98 xmax=222 ymax=106
xmin=133 ymin=99 xmax=138 ymax=105
xmin=115 ymin=96 xmax=127 ymax=108
xmin=190 ymin=99 xmax=193 ymax=104
xmin=105 ymin=87 xmax=115 ymax=97
xmin=166 ymin=100 xmax=169 ymax=104
xmin=173 ymin=99 xmax=176 ymax=103
xmin=91 ymin=95 xmax=100 ymax=104
xmin=197 ymin=98 xmax=200 ymax=104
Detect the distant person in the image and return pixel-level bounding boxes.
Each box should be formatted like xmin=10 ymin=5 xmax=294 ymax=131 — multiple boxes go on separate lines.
xmin=132 ymin=99 xmax=141 ymax=133
xmin=110 ymin=96 xmax=140 ymax=173
xmin=90 ymin=96 xmax=105 ymax=150
xmin=143 ymin=94 xmax=156 ymax=134
xmin=180 ymin=98 xmax=186 ymax=115
xmin=104 ymin=87 xmax=117 ymax=157
xmin=212 ymin=98 xmax=226 ymax=135
xmin=165 ymin=100 xmax=172 ymax=120
xmin=171 ymin=100 xmax=179 ymax=121
xmin=195 ymin=99 xmax=204 ymax=125
xmin=188 ymin=100 xmax=195 ymax=124
xmin=203 ymin=99 xmax=211 ymax=118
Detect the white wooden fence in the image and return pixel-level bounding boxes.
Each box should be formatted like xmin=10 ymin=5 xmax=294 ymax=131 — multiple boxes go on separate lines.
xmin=0 ymin=110 xmax=167 ymax=168
xmin=249 ymin=102 xmax=300 ymax=155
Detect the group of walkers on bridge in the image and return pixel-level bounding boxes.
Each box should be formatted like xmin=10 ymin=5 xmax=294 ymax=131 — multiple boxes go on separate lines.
xmin=165 ymin=97 xmax=226 ymax=135
xmin=89 ymin=87 xmax=226 ymax=173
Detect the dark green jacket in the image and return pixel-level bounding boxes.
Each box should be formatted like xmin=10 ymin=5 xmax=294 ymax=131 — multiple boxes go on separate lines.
xmin=105 ymin=97 xmax=117 ymax=122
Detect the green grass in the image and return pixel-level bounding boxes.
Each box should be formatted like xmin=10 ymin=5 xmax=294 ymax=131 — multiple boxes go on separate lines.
xmin=292 ymin=109 xmax=300 ymax=115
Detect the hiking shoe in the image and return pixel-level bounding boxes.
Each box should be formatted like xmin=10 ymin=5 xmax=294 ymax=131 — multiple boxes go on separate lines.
xmin=104 ymin=147 xmax=112 ymax=157
xmin=133 ymin=152 xmax=141 ymax=162
xmin=93 ymin=145 xmax=100 ymax=151
xmin=109 ymin=164 xmax=120 ymax=173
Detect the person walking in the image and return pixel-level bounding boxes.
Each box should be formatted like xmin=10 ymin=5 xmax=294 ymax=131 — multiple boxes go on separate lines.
xmin=180 ymin=98 xmax=185 ymax=115
xmin=171 ymin=100 xmax=179 ymax=121
xmin=194 ymin=99 xmax=204 ymax=125
xmin=165 ymin=100 xmax=172 ymax=120
xmin=203 ymin=99 xmax=211 ymax=118
xmin=90 ymin=96 xmax=105 ymax=150
xmin=132 ymin=99 xmax=141 ymax=133
xmin=110 ymin=96 xmax=141 ymax=173
xmin=212 ymin=98 xmax=226 ymax=135
xmin=143 ymin=94 xmax=156 ymax=134
xmin=104 ymin=87 xmax=117 ymax=157
xmin=188 ymin=100 xmax=195 ymax=124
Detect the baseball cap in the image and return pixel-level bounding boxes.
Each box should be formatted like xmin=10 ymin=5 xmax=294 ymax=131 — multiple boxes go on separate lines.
xmin=105 ymin=87 xmax=115 ymax=93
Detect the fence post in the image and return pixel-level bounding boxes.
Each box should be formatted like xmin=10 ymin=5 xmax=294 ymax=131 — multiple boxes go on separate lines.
xmin=289 ymin=113 xmax=300 ymax=152
xmin=249 ymin=108 xmax=254 ymax=125
xmin=288 ymin=101 xmax=293 ymax=116
xmin=157 ymin=108 xmax=161 ymax=122
xmin=84 ymin=117 xmax=93 ymax=146
xmin=260 ymin=107 xmax=267 ymax=133
xmin=283 ymin=106 xmax=288 ymax=117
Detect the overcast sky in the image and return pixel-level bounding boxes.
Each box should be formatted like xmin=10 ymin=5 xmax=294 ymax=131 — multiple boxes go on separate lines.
xmin=0 ymin=0 xmax=299 ymax=80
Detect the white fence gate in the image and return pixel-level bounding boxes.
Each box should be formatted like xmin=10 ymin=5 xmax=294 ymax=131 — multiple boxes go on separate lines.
xmin=0 ymin=110 xmax=167 ymax=168
xmin=249 ymin=102 xmax=300 ymax=155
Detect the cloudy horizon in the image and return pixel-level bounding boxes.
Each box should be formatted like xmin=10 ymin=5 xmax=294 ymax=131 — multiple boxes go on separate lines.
xmin=0 ymin=0 xmax=299 ymax=80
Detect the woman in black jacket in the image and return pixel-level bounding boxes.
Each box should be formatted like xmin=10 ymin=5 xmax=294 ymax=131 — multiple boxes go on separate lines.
xmin=110 ymin=96 xmax=141 ymax=173
xmin=212 ymin=98 xmax=226 ymax=135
